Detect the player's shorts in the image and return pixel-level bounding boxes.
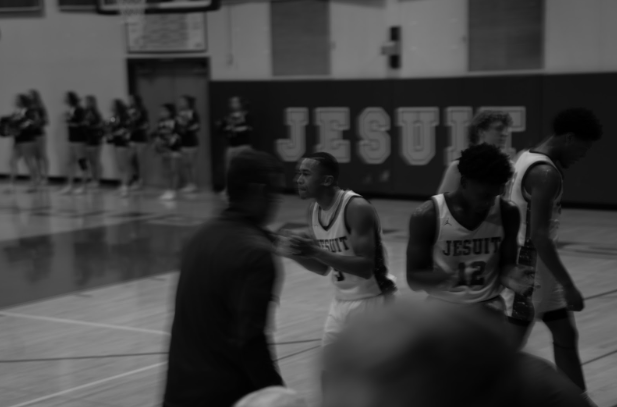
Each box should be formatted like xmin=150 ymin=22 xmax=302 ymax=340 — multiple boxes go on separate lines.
xmin=503 ymin=257 xmax=567 ymax=323
xmin=426 ymin=295 xmax=506 ymax=315
xmin=322 ymin=293 xmax=394 ymax=347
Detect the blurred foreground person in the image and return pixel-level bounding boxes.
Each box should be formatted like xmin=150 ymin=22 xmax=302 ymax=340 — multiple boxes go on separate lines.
xmin=163 ymin=150 xmax=285 ymax=407
xmin=234 ymin=387 xmax=307 ymax=407
xmin=324 ymin=299 xmax=592 ymax=407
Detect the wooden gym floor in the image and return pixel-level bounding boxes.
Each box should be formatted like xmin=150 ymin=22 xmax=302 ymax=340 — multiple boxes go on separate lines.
xmin=0 ymin=183 xmax=615 ymax=407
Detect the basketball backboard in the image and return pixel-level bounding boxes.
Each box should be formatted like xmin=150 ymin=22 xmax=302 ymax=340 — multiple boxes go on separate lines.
xmin=96 ymin=0 xmax=220 ymax=14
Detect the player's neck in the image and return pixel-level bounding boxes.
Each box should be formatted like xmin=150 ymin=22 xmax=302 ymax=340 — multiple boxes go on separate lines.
xmin=533 ymin=137 xmax=561 ymax=162
xmin=316 ymin=187 xmax=342 ymax=211
xmin=448 ymin=190 xmax=485 ymax=219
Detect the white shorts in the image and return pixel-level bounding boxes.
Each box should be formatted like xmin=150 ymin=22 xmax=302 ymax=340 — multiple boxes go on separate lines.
xmin=503 ymin=257 xmax=567 ymax=322
xmin=322 ymin=294 xmax=393 ymax=347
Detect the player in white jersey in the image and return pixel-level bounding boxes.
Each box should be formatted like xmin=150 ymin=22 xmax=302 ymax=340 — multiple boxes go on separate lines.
xmin=437 ymin=110 xmax=513 ymax=194
xmin=407 ymin=144 xmax=533 ymax=313
xmin=504 ymin=108 xmax=603 ymax=398
xmin=283 ymin=152 xmax=396 ymax=351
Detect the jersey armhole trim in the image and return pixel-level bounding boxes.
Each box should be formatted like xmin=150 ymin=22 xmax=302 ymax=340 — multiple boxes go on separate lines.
xmin=343 ymin=195 xmax=362 ymax=235
xmin=430 ymin=196 xmax=440 ymax=246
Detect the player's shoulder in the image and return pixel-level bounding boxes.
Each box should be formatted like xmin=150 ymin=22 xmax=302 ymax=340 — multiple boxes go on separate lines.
xmin=345 ymin=195 xmax=377 ymax=225
xmin=526 ymin=162 xmax=562 ymax=190
xmin=407 ymin=199 xmax=437 ymax=240
xmin=409 ymin=199 xmax=437 ymax=227
xmin=414 ymin=199 xmax=437 ymax=218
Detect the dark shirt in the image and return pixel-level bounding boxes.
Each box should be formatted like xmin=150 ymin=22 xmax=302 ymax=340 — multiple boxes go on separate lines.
xmin=220 ymin=111 xmax=252 ymax=147
xmin=66 ymin=106 xmax=86 ymax=143
xmin=84 ymin=107 xmax=104 ymax=146
xmin=31 ymin=106 xmax=47 ymax=137
xmin=177 ymin=109 xmax=200 ymax=148
xmin=107 ymin=114 xmax=130 ymax=147
xmin=128 ymin=106 xmax=149 ymax=143
xmin=154 ymin=118 xmax=182 ymax=153
xmin=163 ymin=209 xmax=284 ymax=407
xmin=13 ymin=109 xmax=39 ymax=144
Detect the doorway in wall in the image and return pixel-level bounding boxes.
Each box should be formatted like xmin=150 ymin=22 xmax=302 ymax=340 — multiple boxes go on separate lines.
xmin=127 ymin=58 xmax=210 ymax=189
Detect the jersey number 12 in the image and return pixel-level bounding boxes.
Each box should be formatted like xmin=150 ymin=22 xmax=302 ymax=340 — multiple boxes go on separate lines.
xmin=455 ymin=261 xmax=486 ymax=287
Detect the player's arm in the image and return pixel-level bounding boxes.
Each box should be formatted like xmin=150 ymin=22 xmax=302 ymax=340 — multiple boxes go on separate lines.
xmin=527 ymin=165 xmax=583 ymax=310
xmin=290 ymin=198 xmax=377 ymax=279
xmin=436 ymin=160 xmax=461 ymax=194
xmin=498 ymin=199 xmax=533 ymax=296
xmin=406 ymin=200 xmax=451 ymax=290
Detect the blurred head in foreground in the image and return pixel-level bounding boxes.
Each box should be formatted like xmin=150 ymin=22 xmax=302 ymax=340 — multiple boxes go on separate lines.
xmin=227 ymin=150 xmax=285 ymax=226
xmin=323 ymin=299 xmax=517 ymax=407
xmin=234 ymin=387 xmax=307 ymax=407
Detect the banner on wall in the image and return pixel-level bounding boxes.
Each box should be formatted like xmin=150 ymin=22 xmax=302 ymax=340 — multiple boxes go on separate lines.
xmin=210 ymin=74 xmax=616 ymax=206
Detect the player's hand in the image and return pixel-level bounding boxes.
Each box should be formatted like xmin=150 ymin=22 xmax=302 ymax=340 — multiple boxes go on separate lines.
xmin=564 ymin=285 xmax=585 ymax=312
xmin=502 ymin=265 xmax=536 ymax=297
xmin=288 ymin=234 xmax=320 ymax=258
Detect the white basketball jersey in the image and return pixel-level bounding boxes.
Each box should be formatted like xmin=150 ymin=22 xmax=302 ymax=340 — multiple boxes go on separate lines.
xmin=507 ymin=150 xmax=563 ymax=246
xmin=310 ymin=190 xmax=396 ymax=301
xmin=429 ymin=194 xmax=504 ymax=304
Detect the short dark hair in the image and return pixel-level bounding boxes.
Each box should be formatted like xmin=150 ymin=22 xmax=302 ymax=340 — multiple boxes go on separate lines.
xmin=552 ymin=108 xmax=602 ymax=141
xmin=227 ymin=150 xmax=283 ymax=203
xmin=458 ymin=144 xmax=513 ymax=186
xmin=468 ymin=111 xmax=513 ymax=145
xmin=305 ymin=152 xmax=339 ymax=183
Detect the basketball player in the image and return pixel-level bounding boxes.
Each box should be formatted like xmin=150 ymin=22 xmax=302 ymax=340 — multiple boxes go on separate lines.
xmin=437 ymin=110 xmax=513 ymax=194
xmin=406 ymin=144 xmax=533 ymax=312
xmin=285 ymin=152 xmax=396 ymax=355
xmin=504 ymin=108 xmax=603 ymax=398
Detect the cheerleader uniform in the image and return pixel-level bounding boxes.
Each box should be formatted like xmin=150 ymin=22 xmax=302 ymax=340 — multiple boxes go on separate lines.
xmin=107 ymin=115 xmax=131 ymax=148
xmin=154 ymin=118 xmax=182 ymax=157
xmin=177 ymin=109 xmax=200 ymax=150
xmin=128 ymin=106 xmax=149 ymax=144
xmin=84 ymin=108 xmax=104 ymax=147
xmin=67 ymin=106 xmax=86 ymax=145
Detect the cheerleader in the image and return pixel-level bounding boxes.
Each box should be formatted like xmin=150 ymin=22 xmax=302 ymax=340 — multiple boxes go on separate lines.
xmin=83 ymin=96 xmax=104 ymax=188
xmin=128 ymin=94 xmax=149 ymax=190
xmin=216 ymin=96 xmax=253 ymax=193
xmin=106 ymin=99 xmax=132 ymax=197
xmin=6 ymin=94 xmax=41 ymax=192
xmin=176 ymin=95 xmax=200 ymax=193
xmin=153 ymin=104 xmax=182 ymax=201
xmin=28 ymin=90 xmax=49 ymax=185
xmin=60 ymin=91 xmax=87 ymax=195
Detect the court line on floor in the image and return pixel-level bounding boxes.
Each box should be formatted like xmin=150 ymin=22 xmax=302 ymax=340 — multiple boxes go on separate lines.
xmin=5 ymin=362 xmax=166 ymax=407
xmin=0 ymin=311 xmax=170 ymax=336
xmin=582 ymin=348 xmax=617 ymax=366
xmin=0 ymin=311 xmax=322 ymax=347
xmin=4 ymin=343 xmax=322 ymax=407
